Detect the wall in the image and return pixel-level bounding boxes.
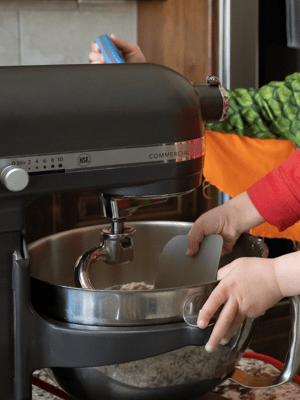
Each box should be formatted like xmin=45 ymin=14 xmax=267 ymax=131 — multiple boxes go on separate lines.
xmin=0 ymin=0 xmax=137 ymax=66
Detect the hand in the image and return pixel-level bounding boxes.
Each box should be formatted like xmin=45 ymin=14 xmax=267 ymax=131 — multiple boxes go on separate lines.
xmin=89 ymin=34 xmax=147 ymax=64
xmin=188 ymin=191 xmax=265 ymax=257
xmin=188 ymin=204 xmax=241 ymax=257
xmin=198 ymin=257 xmax=283 ymax=353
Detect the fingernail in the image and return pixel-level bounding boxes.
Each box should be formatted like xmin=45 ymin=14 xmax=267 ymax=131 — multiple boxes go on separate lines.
xmin=198 ymin=319 xmax=206 ymax=329
xmin=186 ymin=249 xmax=193 ymax=256
xmin=205 ymin=344 xmax=213 ymax=353
xmin=220 ymin=339 xmax=228 ymax=345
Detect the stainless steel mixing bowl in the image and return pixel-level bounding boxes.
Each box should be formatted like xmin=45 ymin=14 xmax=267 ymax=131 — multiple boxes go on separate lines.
xmin=28 ymin=222 xmax=300 ymax=400
xmin=29 ymin=221 xmax=267 ymax=327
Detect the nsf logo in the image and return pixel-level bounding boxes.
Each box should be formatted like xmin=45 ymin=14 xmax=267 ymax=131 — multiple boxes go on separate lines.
xmin=77 ymin=153 xmax=91 ymax=167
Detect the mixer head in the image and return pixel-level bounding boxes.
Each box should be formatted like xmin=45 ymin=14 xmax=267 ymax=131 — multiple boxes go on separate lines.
xmin=0 ymin=63 xmax=227 ymax=234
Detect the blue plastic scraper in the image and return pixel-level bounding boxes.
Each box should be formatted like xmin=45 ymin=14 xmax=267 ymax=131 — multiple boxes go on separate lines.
xmin=96 ymin=34 xmax=125 ymax=64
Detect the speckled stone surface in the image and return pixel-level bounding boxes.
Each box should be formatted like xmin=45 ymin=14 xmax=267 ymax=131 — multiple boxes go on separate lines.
xmin=32 ymin=354 xmax=300 ymax=399
xmin=212 ymin=357 xmax=300 ymax=399
xmin=33 ymin=369 xmax=61 ymax=400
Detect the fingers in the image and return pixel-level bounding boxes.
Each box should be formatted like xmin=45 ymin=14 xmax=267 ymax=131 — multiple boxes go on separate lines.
xmin=111 ymin=34 xmax=147 ymax=63
xmin=187 ymin=209 xmax=224 ymax=257
xmin=91 ymin=42 xmax=101 ymax=53
xmin=219 ymin=318 xmax=245 ymax=346
xmin=187 ymin=223 xmax=205 ymax=256
xmin=110 ymin=34 xmax=136 ymax=54
xmin=89 ymin=51 xmax=105 ymax=64
xmin=89 ymin=42 xmax=105 ymax=64
xmin=196 ymin=281 xmax=244 ymax=352
xmin=197 ymin=283 xmax=228 ymax=329
xmin=217 ymin=262 xmax=237 ymax=280
xmin=220 ymin=237 xmax=238 ymax=256
xmin=202 ymin=297 xmax=240 ymax=353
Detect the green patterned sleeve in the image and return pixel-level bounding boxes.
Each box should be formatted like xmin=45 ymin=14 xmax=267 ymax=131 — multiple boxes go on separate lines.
xmin=205 ymin=72 xmax=300 ymax=149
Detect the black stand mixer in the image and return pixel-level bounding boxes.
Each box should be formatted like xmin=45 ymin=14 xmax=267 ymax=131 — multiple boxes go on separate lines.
xmin=0 ymin=63 xmax=232 ymax=399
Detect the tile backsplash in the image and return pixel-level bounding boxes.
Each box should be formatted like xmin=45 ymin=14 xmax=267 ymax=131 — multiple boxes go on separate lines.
xmin=0 ymin=0 xmax=137 ymax=66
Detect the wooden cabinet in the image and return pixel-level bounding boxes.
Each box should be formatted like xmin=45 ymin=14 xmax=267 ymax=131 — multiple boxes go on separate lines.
xmin=138 ymin=0 xmax=219 ymax=84
xmin=25 ymin=0 xmax=219 ymax=244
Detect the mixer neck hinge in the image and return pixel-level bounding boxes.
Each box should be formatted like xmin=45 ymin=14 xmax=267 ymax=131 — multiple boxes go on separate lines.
xmin=100 ymin=193 xmax=168 ymax=220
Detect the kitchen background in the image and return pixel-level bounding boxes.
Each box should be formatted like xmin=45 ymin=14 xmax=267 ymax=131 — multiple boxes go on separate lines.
xmin=0 ymin=0 xmax=297 ymax=368
xmin=0 ymin=0 xmax=137 ymax=66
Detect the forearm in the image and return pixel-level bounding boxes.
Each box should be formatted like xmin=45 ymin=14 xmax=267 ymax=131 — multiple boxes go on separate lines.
xmin=274 ymin=251 xmax=300 ymax=297
xmin=188 ymin=191 xmax=265 ymax=257
xmin=247 ymin=150 xmax=300 ymax=232
xmin=224 ymin=191 xmax=265 ymax=233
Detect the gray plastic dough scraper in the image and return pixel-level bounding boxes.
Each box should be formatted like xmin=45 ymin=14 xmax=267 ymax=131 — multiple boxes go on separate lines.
xmin=155 ymin=235 xmax=223 ymax=289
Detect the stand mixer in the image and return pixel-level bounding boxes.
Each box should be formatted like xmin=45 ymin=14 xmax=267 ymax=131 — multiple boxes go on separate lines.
xmin=3 ymin=63 xmax=300 ymax=400
xmin=0 ymin=62 xmax=227 ymax=399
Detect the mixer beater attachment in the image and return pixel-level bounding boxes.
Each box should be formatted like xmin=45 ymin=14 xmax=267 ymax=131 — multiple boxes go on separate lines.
xmin=74 ymin=193 xmax=168 ymax=289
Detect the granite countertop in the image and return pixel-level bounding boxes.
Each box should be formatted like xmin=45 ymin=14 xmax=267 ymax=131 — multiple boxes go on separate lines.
xmin=212 ymin=356 xmax=300 ymax=399
xmin=32 ymin=354 xmax=300 ymax=400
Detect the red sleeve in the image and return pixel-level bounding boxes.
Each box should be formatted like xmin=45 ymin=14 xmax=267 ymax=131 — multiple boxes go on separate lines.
xmin=247 ymin=150 xmax=300 ymax=231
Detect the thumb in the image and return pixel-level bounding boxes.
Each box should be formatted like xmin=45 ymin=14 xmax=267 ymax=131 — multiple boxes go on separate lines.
xmin=91 ymin=42 xmax=101 ymax=53
xmin=217 ymin=261 xmax=236 ymax=280
xmin=110 ymin=34 xmax=135 ymax=54
xmin=187 ymin=225 xmax=205 ymax=256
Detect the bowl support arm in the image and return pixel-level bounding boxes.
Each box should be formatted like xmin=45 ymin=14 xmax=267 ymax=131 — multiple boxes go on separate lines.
xmin=228 ymin=296 xmax=300 ymax=388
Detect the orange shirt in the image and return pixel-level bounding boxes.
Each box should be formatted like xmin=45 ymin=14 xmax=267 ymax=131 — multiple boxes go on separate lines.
xmin=204 ymin=130 xmax=300 ymax=242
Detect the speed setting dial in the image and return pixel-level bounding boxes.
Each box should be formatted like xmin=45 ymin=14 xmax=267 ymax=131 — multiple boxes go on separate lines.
xmin=0 ymin=166 xmax=30 ymax=192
